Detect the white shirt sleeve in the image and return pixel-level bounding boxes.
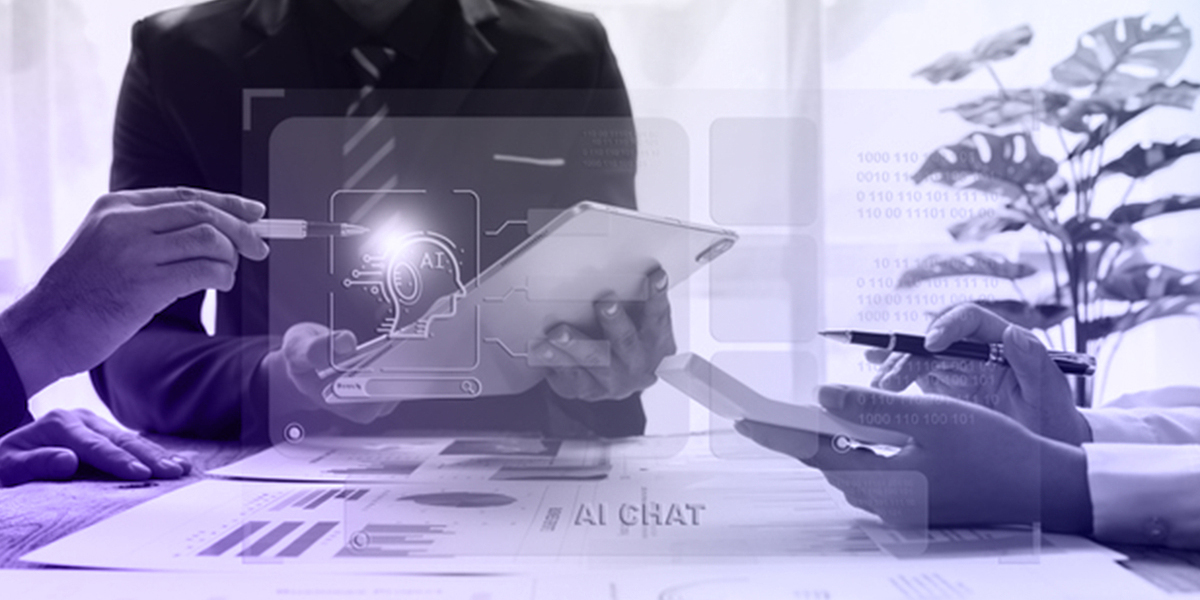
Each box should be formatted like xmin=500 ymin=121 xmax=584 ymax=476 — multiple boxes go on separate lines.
xmin=1081 ymin=387 xmax=1200 ymax=444
xmin=1085 ymin=443 xmax=1200 ymax=548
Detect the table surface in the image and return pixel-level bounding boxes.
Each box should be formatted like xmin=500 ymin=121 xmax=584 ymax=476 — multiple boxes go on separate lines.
xmin=3 ymin=434 xmax=1200 ymax=596
xmin=0 ymin=436 xmax=261 ymax=569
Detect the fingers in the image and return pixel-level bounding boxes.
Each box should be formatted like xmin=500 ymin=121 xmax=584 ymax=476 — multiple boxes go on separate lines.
xmin=153 ymin=223 xmax=239 ymax=266
xmin=817 ymin=384 xmax=981 ymax=443
xmin=864 ymin=348 xmax=891 ymax=365
xmin=734 ymin=420 xmax=890 ymax=471
xmin=281 ymin=324 xmax=361 ymax=402
xmin=595 ymin=294 xmax=651 ymax=374
xmin=0 ymin=448 xmax=79 ymax=486
xmin=925 ymin=303 xmax=1010 ymax=351
xmin=641 ymin=268 xmax=675 ymax=356
xmin=538 ymin=324 xmax=612 ymax=368
xmin=77 ymin=412 xmax=190 ymax=479
xmin=872 ymin=353 xmax=935 ymax=391
xmin=0 ymin=410 xmax=162 ymax=482
xmin=154 ymin=256 xmax=239 ymax=295
xmin=734 ymin=419 xmax=820 ymax=460
xmin=1001 ymin=325 xmax=1075 ymax=437
xmin=173 ymin=187 xmax=267 ymax=223
xmin=544 ymin=365 xmax=607 ymax=401
xmin=283 ymin=323 xmax=334 ymax=370
xmin=302 ymin=329 xmax=359 ymax=372
xmin=139 ymin=199 xmax=269 ymax=261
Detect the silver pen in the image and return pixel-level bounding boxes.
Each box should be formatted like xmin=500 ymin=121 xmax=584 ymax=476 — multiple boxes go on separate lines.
xmin=251 ymin=219 xmax=370 ymax=239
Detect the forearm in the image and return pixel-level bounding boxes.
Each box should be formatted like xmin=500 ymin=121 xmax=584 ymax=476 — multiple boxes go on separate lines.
xmin=92 ymin=327 xmax=273 ymax=439
xmin=0 ymin=288 xmax=75 ymax=397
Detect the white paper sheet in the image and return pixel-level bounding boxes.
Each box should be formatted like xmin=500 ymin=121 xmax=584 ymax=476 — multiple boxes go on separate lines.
xmin=207 ymin=436 xmax=612 ymax=483
xmin=1 ymin=558 xmax=1168 ymax=600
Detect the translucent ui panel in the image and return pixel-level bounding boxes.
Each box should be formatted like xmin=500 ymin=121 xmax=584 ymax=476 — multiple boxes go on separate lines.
xmin=707 ymin=349 xmax=820 ymax=460
xmin=710 ymin=233 xmax=818 ymax=343
xmin=710 ymin=117 xmax=818 ymax=227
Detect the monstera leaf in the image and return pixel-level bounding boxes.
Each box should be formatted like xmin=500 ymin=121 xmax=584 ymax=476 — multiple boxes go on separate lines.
xmin=1059 ymin=81 xmax=1200 ymax=134
xmin=897 ymin=252 xmax=1036 ymax=289
xmin=947 ymin=208 xmax=1028 ymax=242
xmin=1099 ymin=139 xmax=1200 ymax=179
xmin=913 ymin=25 xmax=1033 ymax=84
xmin=1108 ymin=194 xmax=1200 ymax=225
xmin=1129 ymin=80 xmax=1200 ymax=110
xmin=944 ymin=89 xmax=1071 ymax=128
xmin=928 ymin=300 xmax=1070 ymax=330
xmin=1051 ymin=15 xmax=1191 ymax=97
xmin=912 ymin=132 xmax=1058 ymax=200
xmin=1099 ymin=263 xmax=1200 ymax=301
xmin=1114 ymin=296 xmax=1200 ymax=335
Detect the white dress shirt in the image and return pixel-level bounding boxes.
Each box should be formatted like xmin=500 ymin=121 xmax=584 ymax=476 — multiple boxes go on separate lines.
xmin=1080 ymin=386 xmax=1200 ymax=548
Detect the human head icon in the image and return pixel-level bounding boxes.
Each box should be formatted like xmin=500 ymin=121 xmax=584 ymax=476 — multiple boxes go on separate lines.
xmin=378 ymin=231 xmax=467 ymax=339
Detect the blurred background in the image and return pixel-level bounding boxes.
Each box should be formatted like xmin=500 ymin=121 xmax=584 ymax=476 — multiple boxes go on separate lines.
xmin=1 ymin=0 xmax=1197 ymax=428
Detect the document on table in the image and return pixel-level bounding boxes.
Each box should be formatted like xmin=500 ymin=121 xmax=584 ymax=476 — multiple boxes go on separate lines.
xmin=22 ymin=471 xmax=881 ymax=571
xmin=24 ymin=462 xmax=1120 ymax=573
xmin=5 ymin=555 xmax=1169 ymax=600
xmin=208 ymin=436 xmax=612 ymax=482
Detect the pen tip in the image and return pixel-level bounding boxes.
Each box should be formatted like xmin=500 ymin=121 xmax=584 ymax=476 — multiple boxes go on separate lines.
xmin=817 ymin=330 xmax=852 ymax=343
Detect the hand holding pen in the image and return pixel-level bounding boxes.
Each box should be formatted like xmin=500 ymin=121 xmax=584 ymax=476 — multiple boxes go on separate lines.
xmin=830 ymin=303 xmax=1093 ymax=446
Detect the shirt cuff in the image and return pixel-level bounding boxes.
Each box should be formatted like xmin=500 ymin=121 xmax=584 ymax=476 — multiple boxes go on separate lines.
xmin=1085 ymin=443 xmax=1200 ymax=548
xmin=1081 ymin=408 xmax=1160 ymax=443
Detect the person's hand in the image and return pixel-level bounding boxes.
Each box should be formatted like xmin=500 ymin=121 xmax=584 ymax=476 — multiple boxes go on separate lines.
xmin=868 ymin=304 xmax=1091 ymax=445
xmin=0 ymin=187 xmax=269 ymax=396
xmin=0 ymin=409 xmax=191 ymax=487
xmin=262 ymin=322 xmax=398 ymax=425
xmin=735 ymin=385 xmax=1092 ymax=533
xmin=531 ymin=268 xmax=676 ymax=402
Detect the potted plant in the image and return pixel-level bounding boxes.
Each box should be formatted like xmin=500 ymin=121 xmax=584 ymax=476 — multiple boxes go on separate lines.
xmin=899 ymin=15 xmax=1199 ymax=405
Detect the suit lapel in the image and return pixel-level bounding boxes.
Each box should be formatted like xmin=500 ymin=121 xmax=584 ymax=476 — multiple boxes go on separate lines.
xmin=240 ymin=0 xmax=319 ymax=89
xmin=429 ymin=0 xmax=499 ymax=115
xmin=238 ymin=0 xmax=500 ymax=112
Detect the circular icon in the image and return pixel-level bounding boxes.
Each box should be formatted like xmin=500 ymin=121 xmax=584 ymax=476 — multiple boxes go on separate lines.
xmin=349 ymin=530 xmax=371 ymax=550
xmin=831 ymin=435 xmax=853 ymax=454
xmin=283 ymin=422 xmax=306 ymax=444
xmin=460 ymin=379 xmax=480 ymax=395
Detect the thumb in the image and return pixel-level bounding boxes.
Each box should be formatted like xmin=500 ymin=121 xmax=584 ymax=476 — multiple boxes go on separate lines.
xmin=331 ymin=330 xmax=358 ymax=358
xmin=0 ymin=448 xmax=79 ymax=486
xmin=1002 ymin=326 xmax=1073 ymax=436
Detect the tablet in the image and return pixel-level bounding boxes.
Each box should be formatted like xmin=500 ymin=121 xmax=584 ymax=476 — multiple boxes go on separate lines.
xmin=656 ymin=353 xmax=911 ymax=447
xmin=323 ymin=202 xmax=739 ymax=403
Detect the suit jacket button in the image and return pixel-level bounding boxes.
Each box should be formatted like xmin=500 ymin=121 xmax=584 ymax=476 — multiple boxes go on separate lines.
xmin=1145 ymin=517 xmax=1170 ymax=542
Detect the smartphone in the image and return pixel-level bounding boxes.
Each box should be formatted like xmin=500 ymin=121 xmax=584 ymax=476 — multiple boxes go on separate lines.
xmin=656 ymin=353 xmax=911 ymax=447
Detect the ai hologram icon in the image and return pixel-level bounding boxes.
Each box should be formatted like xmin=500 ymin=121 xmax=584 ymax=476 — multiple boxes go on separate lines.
xmin=344 ymin=231 xmax=467 ymax=339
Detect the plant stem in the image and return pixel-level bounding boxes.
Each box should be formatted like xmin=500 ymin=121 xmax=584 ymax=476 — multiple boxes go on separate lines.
xmin=984 ymin=63 xmax=1010 ymax=98
xmin=1118 ymin=178 xmax=1137 ymax=207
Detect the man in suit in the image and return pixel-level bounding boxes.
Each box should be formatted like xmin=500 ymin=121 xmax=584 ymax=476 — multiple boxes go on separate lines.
xmin=92 ymin=0 xmax=673 ymax=442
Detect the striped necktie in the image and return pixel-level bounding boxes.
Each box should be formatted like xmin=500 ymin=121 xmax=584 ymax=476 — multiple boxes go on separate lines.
xmin=343 ymin=45 xmax=399 ymax=193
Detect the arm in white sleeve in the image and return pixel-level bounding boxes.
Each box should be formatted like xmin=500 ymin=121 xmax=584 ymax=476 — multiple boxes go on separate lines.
xmin=1085 ymin=443 xmax=1200 ymax=548
xmin=1081 ymin=388 xmax=1200 ymax=444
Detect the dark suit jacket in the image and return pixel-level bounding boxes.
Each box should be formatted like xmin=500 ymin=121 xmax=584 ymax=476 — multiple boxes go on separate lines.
xmin=91 ymin=0 xmax=646 ymax=441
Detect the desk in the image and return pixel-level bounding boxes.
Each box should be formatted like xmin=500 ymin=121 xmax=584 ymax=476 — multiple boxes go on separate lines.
xmin=0 ymin=437 xmax=261 ymax=569
xmin=3 ymin=435 xmax=1200 ymax=600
